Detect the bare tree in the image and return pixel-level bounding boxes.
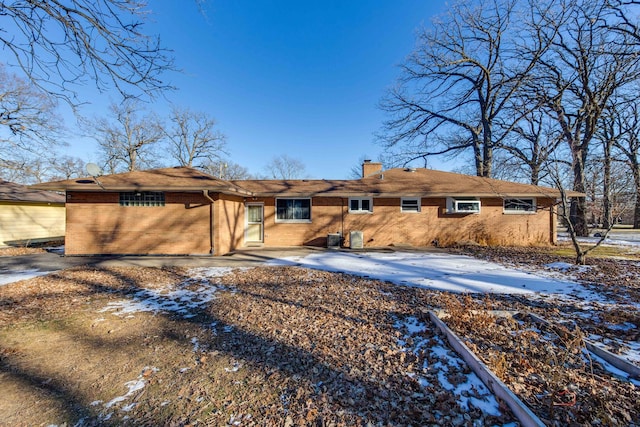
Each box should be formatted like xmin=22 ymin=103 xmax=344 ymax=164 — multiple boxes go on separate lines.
xmin=92 ymin=100 xmax=164 ymax=172
xmin=0 ymin=65 xmax=64 ymax=164
xmin=0 ymin=0 xmax=174 ymax=104
xmin=379 ymin=0 xmax=552 ymax=177
xmin=202 ymin=160 xmax=254 ymax=180
xmin=548 ymin=160 xmax=627 ymax=265
xmin=612 ymin=98 xmax=640 ymax=228
xmin=609 ymin=0 xmax=640 ymax=42
xmin=530 ymin=0 xmax=640 ymax=236
xmin=348 ymin=155 xmax=382 ymax=179
xmin=497 ymin=109 xmax=564 ymax=185
xmin=47 ymin=155 xmax=87 ymax=181
xmin=264 ymin=154 xmax=307 ymax=179
xmin=164 ymin=107 xmax=227 ymax=168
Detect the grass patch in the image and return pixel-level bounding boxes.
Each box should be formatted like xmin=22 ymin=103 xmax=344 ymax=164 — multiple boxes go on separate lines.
xmin=549 ymin=243 xmax=640 ymax=260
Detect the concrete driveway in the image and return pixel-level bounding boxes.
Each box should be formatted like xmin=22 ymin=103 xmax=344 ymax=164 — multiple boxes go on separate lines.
xmin=0 ymin=247 xmax=329 ymax=283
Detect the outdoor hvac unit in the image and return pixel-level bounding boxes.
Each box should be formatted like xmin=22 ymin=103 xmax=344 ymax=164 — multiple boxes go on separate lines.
xmin=350 ymin=231 xmax=364 ymax=249
xmin=327 ymin=233 xmax=341 ymax=249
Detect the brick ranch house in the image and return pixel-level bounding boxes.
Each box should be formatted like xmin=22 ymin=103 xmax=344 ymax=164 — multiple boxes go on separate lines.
xmin=32 ymin=162 xmax=574 ymax=256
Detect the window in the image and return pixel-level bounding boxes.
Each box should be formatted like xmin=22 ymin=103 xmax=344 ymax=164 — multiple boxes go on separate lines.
xmin=119 ymin=192 xmax=165 ymax=207
xmin=446 ymin=197 xmax=481 ymax=214
xmin=276 ymin=198 xmax=311 ymax=222
xmin=349 ymin=197 xmax=373 ymax=213
xmin=504 ymin=198 xmax=536 ymax=213
xmin=401 ymin=197 xmax=421 ymax=212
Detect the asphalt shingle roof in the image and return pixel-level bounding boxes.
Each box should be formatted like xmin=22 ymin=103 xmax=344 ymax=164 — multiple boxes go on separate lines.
xmin=31 ymin=166 xmax=578 ymax=198
xmin=31 ymin=167 xmax=251 ymax=195
xmin=0 ymin=180 xmax=65 ymax=203
xmin=233 ymin=168 xmax=571 ymax=198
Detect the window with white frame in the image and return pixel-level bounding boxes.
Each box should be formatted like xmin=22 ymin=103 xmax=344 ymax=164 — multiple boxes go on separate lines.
xmin=446 ymin=197 xmax=481 ymax=214
xmin=401 ymin=197 xmax=421 ymax=212
xmin=276 ymin=198 xmax=311 ymax=222
xmin=503 ymin=198 xmax=536 ymax=213
xmin=119 ymin=192 xmax=165 ymax=207
xmin=349 ymin=197 xmax=373 ymax=213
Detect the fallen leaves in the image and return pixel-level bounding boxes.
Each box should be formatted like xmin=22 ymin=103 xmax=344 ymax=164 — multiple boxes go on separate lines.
xmin=0 ymin=247 xmax=638 ymax=426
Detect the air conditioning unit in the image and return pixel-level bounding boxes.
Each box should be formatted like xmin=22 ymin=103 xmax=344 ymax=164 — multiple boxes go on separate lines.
xmin=350 ymin=231 xmax=364 ymax=249
xmin=327 ymin=233 xmax=341 ymax=249
xmin=446 ymin=197 xmax=481 ymax=214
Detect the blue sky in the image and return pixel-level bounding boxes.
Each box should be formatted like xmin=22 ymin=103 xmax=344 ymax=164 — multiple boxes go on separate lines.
xmin=60 ymin=1 xmax=450 ymax=179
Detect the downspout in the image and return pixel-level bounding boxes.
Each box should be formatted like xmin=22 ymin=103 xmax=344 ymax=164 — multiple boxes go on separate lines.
xmin=341 ymin=198 xmax=345 ymax=247
xmin=202 ymin=190 xmax=215 ymax=255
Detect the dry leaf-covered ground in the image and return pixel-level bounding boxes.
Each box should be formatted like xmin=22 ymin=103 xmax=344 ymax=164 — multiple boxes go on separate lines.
xmin=0 ymin=246 xmax=638 ymax=426
xmin=446 ymin=246 xmax=640 ymax=426
xmin=0 ymin=265 xmax=514 ymax=426
xmin=0 ymin=240 xmax=63 ymax=257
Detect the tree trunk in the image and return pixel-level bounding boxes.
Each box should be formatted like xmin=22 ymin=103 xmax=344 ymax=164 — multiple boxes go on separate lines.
xmin=571 ymin=146 xmax=589 ymax=236
xmin=482 ymin=144 xmax=493 ymax=178
xmin=602 ymin=139 xmax=612 ymax=229
xmin=634 ymin=166 xmax=640 ymax=229
xmin=530 ymin=163 xmax=540 ymax=186
xmin=474 ymin=138 xmax=483 ymax=177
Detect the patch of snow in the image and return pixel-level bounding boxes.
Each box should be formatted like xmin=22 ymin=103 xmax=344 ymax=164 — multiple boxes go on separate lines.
xmin=558 ymin=232 xmax=640 ymax=249
xmin=583 ymin=349 xmax=640 ymax=387
xmin=394 ymin=317 xmax=504 ymax=417
xmin=269 ymin=251 xmax=587 ymax=296
xmin=99 ymin=277 xmax=218 ymax=318
xmin=225 ymin=361 xmax=242 ymax=372
xmin=607 ymin=322 xmax=637 ymax=332
xmin=121 ymin=403 xmax=137 ymax=412
xmin=100 ymin=366 xmax=158 ymax=415
xmin=0 ymin=269 xmax=49 ymax=286
xmin=105 ymin=379 xmax=145 ymax=408
xmin=544 ymin=262 xmax=573 ymax=271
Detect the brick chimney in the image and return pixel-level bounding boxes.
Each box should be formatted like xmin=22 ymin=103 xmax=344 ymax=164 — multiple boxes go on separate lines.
xmin=362 ymin=160 xmax=383 ymax=178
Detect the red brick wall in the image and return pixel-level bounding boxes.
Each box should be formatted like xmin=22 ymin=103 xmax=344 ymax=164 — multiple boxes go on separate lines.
xmin=65 ymin=191 xmax=212 ymax=255
xmin=247 ymin=196 xmax=555 ymax=250
xmin=213 ymin=194 xmax=245 ymax=255
xmin=65 ymin=192 xmax=556 ymax=255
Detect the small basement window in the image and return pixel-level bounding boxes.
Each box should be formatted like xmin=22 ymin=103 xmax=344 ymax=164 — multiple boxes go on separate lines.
xmin=119 ymin=191 xmax=165 ymax=207
xmin=446 ymin=197 xmax=481 ymax=214
xmin=504 ymin=198 xmax=536 ymax=213
xmin=349 ymin=197 xmax=373 ymax=213
xmin=401 ymin=197 xmax=421 ymax=212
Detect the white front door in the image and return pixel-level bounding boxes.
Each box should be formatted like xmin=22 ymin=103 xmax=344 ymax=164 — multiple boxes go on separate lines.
xmin=245 ymin=204 xmax=264 ymax=243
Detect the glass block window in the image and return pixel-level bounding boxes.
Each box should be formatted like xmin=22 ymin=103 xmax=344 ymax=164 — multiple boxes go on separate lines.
xmin=119 ymin=192 xmax=165 ymax=207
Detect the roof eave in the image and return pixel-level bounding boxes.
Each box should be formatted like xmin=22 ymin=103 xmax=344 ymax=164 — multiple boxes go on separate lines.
xmin=35 ymin=185 xmax=252 ymax=196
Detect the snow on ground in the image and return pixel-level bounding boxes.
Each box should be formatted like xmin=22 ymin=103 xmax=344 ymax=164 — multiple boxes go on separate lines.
xmin=99 ymin=267 xmax=236 ymax=319
xmin=267 ymin=251 xmax=595 ymax=297
xmin=4 ymin=248 xmax=634 ymax=424
xmin=394 ymin=316 xmax=507 ymax=420
xmin=0 ymin=269 xmax=50 ymax=286
xmin=558 ymin=231 xmax=640 ymax=249
xmin=90 ymin=367 xmax=159 ymax=422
